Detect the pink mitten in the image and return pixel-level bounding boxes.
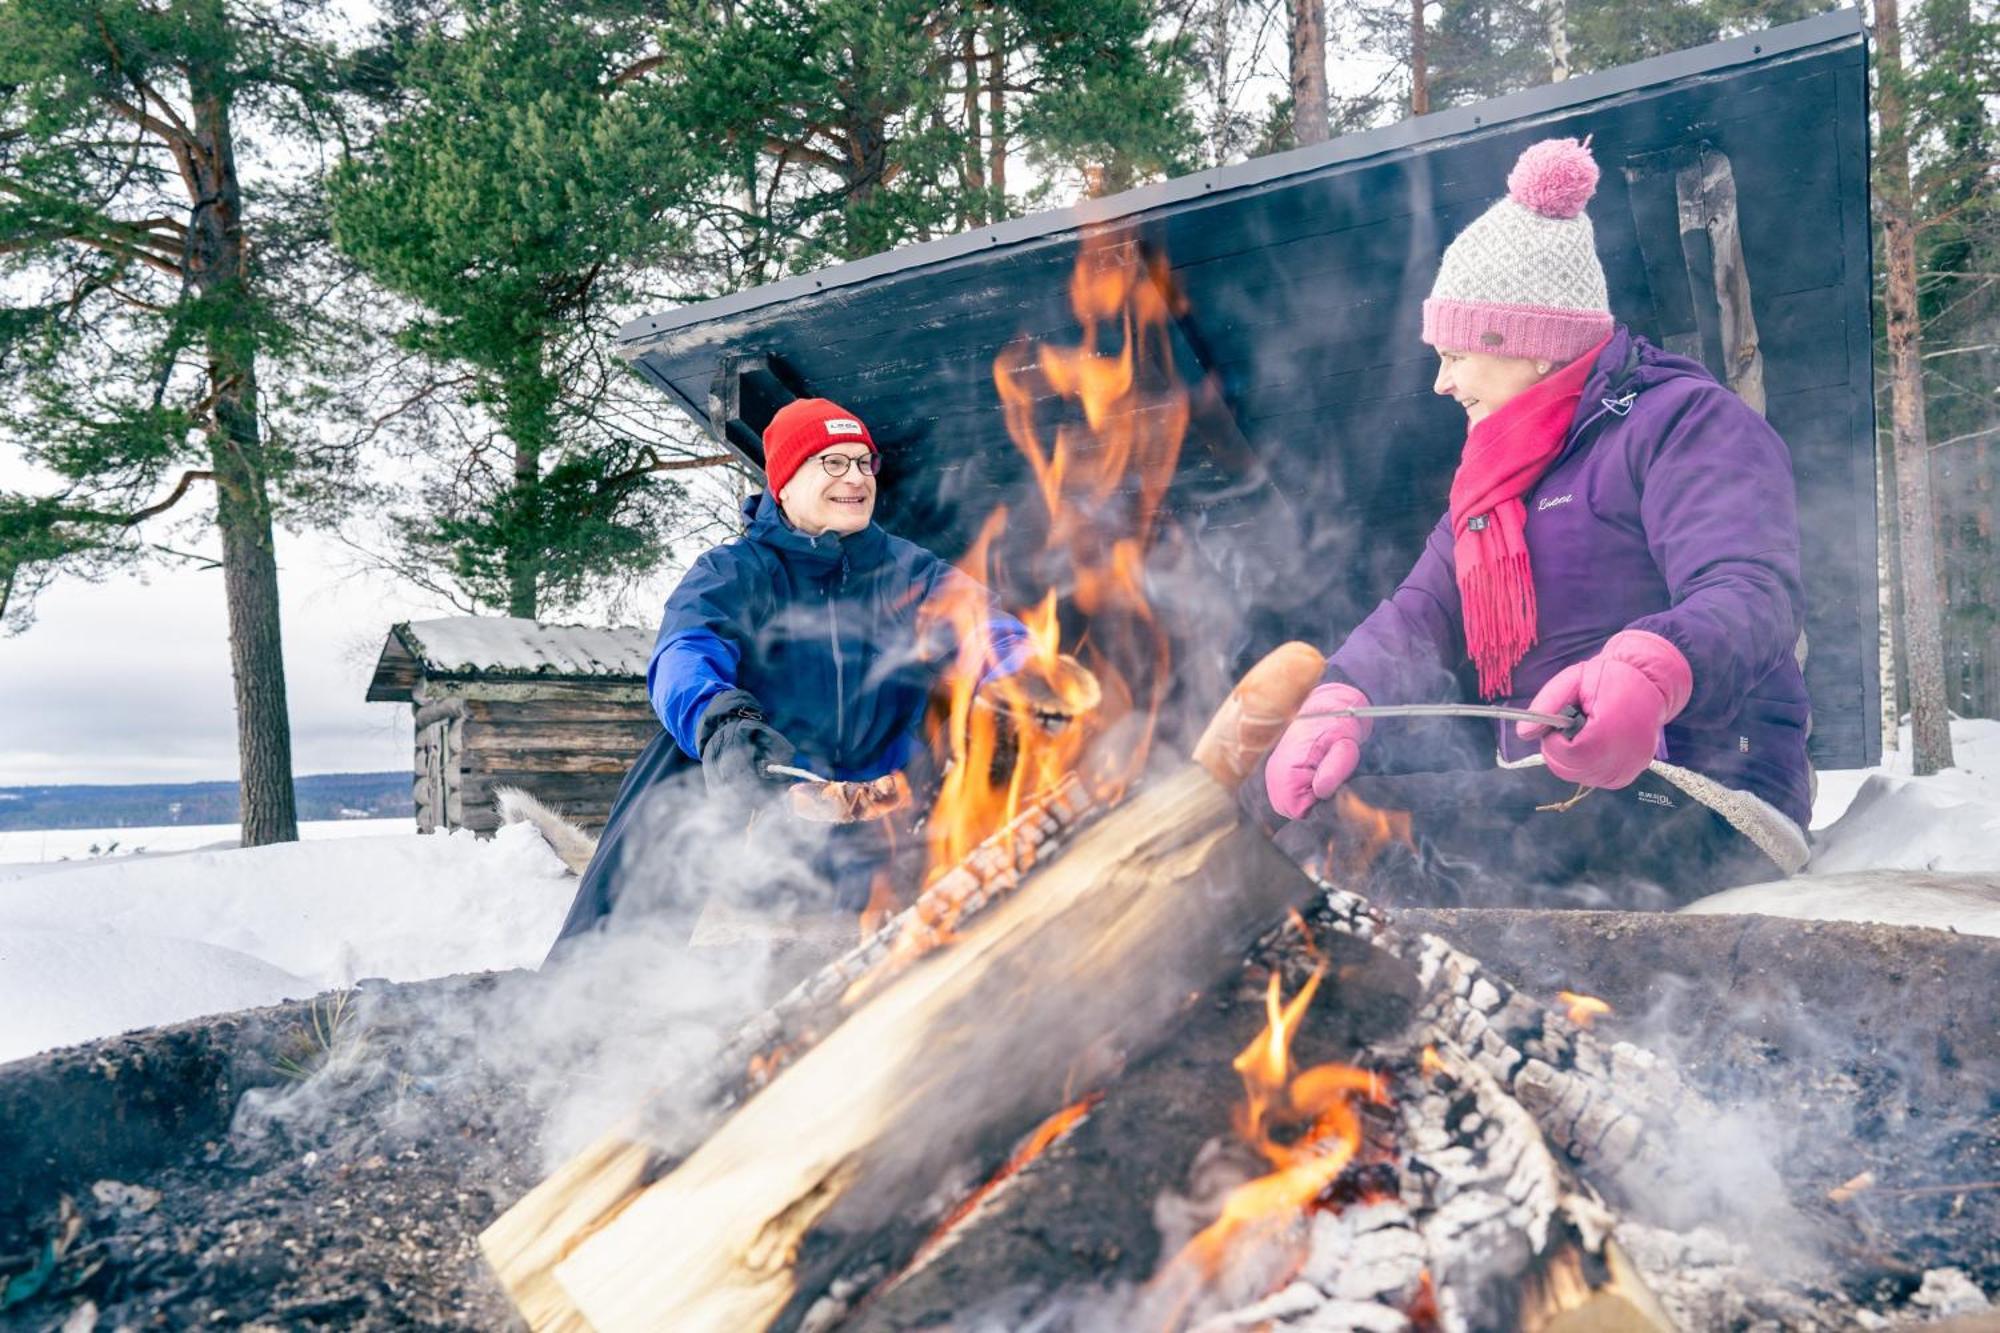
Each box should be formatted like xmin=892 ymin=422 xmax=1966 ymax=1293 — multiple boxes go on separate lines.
xmin=1264 ymin=683 xmax=1374 ymax=820
xmin=1517 ymin=630 xmax=1693 ymax=788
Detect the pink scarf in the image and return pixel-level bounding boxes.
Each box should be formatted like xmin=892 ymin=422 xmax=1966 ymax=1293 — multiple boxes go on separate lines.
xmin=1449 ymin=336 xmax=1609 ymax=699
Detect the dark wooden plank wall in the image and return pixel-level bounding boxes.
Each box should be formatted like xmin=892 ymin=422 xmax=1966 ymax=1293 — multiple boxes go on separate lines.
xmin=438 ymin=690 xmax=661 ymax=834
xmin=629 ymin=39 xmax=1876 ymax=767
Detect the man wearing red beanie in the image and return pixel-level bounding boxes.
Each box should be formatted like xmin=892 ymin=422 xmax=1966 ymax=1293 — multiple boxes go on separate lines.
xmin=550 ymin=398 xmax=1091 ymax=948
xmin=759 ymin=398 xmax=880 ymax=538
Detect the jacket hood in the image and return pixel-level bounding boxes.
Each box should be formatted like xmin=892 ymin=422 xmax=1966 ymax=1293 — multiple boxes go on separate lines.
xmin=742 ymin=489 xmax=891 ymax=572
xmin=1580 ymin=325 xmax=1721 ymax=407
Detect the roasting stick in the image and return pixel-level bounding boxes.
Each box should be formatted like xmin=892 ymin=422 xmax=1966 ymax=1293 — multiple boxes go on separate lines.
xmin=481 ymin=644 xmax=1330 ymax=1333
xmin=1294 ymin=700 xmax=1586 ymax=737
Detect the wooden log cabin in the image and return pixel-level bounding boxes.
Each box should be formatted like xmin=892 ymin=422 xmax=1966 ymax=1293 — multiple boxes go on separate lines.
xmin=365 ymin=617 xmax=660 ymax=834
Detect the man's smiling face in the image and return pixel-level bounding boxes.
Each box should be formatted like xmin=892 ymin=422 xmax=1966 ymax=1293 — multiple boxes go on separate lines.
xmin=778 ymin=445 xmax=878 ymax=536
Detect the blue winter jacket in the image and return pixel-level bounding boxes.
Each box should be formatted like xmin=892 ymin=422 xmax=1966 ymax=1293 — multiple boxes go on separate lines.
xmin=649 ymin=492 xmax=1031 ymax=781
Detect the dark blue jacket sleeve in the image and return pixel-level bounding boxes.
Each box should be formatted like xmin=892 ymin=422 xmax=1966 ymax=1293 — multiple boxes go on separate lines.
xmin=648 ymin=547 xmax=766 ymax=758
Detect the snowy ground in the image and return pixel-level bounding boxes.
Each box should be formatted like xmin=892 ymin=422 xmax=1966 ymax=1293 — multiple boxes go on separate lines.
xmin=0 ymin=816 xmax=413 ymax=866
xmin=1688 ymin=716 xmax=2000 ymax=936
xmin=2 ymin=718 xmax=1997 ymax=1068
xmin=0 ymin=823 xmax=573 ymax=1064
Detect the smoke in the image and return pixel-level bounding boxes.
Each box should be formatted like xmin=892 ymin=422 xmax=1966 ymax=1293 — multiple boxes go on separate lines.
xmin=231 ymin=778 xmax=836 ymax=1178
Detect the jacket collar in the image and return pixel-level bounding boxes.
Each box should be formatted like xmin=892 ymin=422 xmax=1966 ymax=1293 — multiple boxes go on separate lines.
xmin=742 ymin=490 xmax=891 ymax=572
xmin=1555 ymin=325 xmax=1699 ymax=466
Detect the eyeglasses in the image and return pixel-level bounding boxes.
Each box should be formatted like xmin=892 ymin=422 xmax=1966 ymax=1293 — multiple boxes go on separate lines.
xmin=819 ymin=452 xmax=881 ymax=479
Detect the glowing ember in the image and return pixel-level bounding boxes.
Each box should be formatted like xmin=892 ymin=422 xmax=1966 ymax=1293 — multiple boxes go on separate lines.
xmin=1557 ymin=990 xmax=1613 ymax=1028
xmin=1420 ymin=1044 xmax=1447 ymax=1079
xmin=912 ymin=1093 xmax=1104 ymax=1266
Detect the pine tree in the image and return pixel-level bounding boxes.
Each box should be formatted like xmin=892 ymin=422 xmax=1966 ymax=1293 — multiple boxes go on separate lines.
xmin=328 ymin=0 xmax=734 ymax=620
xmin=1874 ymin=0 xmax=1957 ymax=771
xmin=1291 ymin=0 xmax=1332 ymax=144
xmin=0 ymin=0 xmax=354 ymax=845
xmin=645 ymin=0 xmax=1196 ymax=264
xmin=1907 ymin=0 xmax=2000 ymax=718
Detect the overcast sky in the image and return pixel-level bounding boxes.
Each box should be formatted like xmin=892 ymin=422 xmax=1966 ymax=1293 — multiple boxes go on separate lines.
xmin=0 ymin=526 xmax=687 ymax=788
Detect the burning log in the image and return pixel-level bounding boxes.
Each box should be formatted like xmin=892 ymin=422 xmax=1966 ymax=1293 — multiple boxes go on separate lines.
xmin=1310 ymin=882 xmax=1747 ymax=1230
xmin=480 ymin=644 xmax=1331 ymax=1332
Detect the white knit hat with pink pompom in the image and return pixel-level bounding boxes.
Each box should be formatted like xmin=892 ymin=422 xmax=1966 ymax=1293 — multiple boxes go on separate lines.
xmin=1421 ymin=137 xmax=1614 ymax=365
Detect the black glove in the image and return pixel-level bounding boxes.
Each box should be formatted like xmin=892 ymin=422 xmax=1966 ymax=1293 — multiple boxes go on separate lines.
xmin=696 ymin=688 xmax=797 ymax=802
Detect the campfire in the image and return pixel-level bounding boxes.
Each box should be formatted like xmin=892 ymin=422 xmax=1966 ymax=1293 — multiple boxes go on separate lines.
xmin=5 ymin=236 xmax=1995 ymax=1333
xmin=467 ymin=238 xmax=1995 ymax=1333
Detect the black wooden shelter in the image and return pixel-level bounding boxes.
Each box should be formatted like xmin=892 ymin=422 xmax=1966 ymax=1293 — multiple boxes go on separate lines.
xmin=618 ymin=11 xmax=1878 ymax=768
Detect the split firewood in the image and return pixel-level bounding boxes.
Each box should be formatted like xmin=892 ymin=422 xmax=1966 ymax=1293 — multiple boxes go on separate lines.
xmin=480 ymin=644 xmax=1329 ymax=1333
xmin=1409 ymin=1039 xmax=1674 ymax=1333
xmin=481 ymin=773 xmax=1106 ymax=1333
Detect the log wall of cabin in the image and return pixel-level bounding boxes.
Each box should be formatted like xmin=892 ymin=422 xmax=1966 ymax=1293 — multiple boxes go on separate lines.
xmin=409 ymin=680 xmax=660 ymax=834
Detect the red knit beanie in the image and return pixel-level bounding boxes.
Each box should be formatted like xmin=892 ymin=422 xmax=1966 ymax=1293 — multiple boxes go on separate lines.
xmin=762 ymin=398 xmax=877 ymax=497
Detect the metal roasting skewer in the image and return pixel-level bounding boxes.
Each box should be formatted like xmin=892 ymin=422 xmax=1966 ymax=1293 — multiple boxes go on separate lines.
xmin=1294 ymin=702 xmax=1587 ymax=737
xmin=764 ymin=763 xmax=834 ymax=784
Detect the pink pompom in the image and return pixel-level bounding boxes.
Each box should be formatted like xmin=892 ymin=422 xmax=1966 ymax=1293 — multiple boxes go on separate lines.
xmin=1507 ymin=138 xmax=1599 ymax=219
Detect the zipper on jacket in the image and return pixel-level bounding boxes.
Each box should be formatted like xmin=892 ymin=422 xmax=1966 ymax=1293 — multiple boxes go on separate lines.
xmin=1556 ymin=340 xmax=1646 ymax=461
xmin=827 ymin=556 xmax=847 ymax=750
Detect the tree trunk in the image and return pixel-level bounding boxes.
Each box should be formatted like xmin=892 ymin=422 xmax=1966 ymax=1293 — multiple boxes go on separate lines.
xmin=1877 ymin=423 xmax=1903 ymax=749
xmin=1874 ymin=0 xmax=1955 ymax=773
xmin=506 ymin=451 xmax=539 ymax=619
xmin=986 ymin=15 xmax=1006 ymax=203
xmin=187 ymin=34 xmax=297 ymax=847
xmin=1411 ymin=0 xmax=1431 ymax=115
xmin=498 ymin=347 xmax=562 ymax=620
xmin=1547 ymin=0 xmax=1570 ymax=81
xmin=1290 ymin=0 xmax=1330 ymax=145
xmin=963 ymin=21 xmax=984 ymax=226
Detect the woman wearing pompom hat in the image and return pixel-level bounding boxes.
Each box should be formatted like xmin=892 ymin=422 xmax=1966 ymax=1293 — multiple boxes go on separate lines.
xmin=549 ymin=397 xmax=1087 ymax=948
xmin=1263 ymin=138 xmax=1813 ymax=908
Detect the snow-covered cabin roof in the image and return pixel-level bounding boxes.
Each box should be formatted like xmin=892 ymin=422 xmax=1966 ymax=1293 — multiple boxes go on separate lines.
xmin=365 ymin=616 xmax=654 ymax=702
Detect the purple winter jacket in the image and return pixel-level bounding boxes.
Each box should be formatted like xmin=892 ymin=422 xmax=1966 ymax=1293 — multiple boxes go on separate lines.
xmin=1327 ymin=326 xmax=1814 ymax=829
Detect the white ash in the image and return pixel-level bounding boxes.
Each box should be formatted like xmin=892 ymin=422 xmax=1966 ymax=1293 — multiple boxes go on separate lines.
xmin=1912 ymin=1266 xmax=1994 ymax=1317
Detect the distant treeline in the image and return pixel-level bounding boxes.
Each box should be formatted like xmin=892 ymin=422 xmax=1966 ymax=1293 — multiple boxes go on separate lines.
xmin=0 ymin=774 xmax=413 ymax=832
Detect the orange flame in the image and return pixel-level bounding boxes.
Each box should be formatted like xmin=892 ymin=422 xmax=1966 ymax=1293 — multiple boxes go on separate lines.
xmin=919 ymin=232 xmax=1191 ymax=884
xmin=1303 ymin=789 xmax=1417 ymax=885
xmin=1169 ymin=970 xmax=1387 ymax=1286
xmin=1556 ymin=990 xmax=1612 ymax=1029
xmin=858 ymin=871 xmax=900 ymax=938
xmin=913 ymin=1093 xmax=1103 ymax=1265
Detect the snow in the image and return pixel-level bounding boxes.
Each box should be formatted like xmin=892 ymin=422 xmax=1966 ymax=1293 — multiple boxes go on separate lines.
xmin=1682 ymin=716 xmax=2000 ymax=937
xmin=0 ymin=817 xmax=413 ymax=866
xmin=0 ymin=823 xmax=575 ymax=1065
xmin=3 ymin=718 xmax=1997 ymax=1069
xmin=0 ymin=930 xmax=310 ymax=1060
xmin=395 ymin=616 xmax=652 ymax=678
